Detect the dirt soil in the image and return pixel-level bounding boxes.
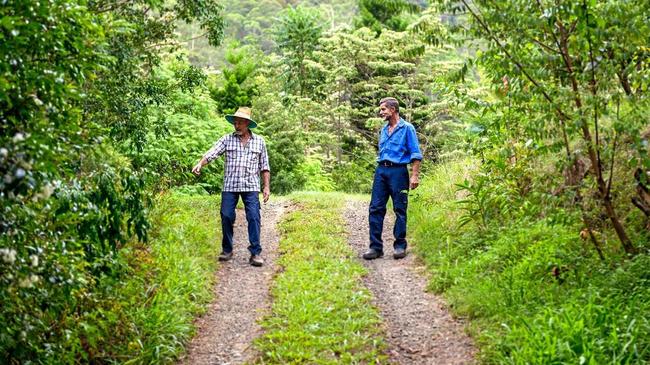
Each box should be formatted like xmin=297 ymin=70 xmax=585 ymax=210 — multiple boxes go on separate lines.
xmin=179 ymin=200 xmax=287 ymax=365
xmin=344 ymin=199 xmax=476 ymax=365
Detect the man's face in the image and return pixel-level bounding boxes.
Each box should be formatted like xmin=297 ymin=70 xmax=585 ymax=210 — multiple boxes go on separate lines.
xmin=233 ymin=118 xmax=250 ymax=135
xmin=378 ymin=103 xmax=395 ymax=121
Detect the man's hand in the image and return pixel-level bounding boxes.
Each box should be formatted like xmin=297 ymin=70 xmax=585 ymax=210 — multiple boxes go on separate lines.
xmin=409 ymin=175 xmax=420 ymax=190
xmin=191 ymin=162 xmax=202 ymax=176
xmin=409 ymin=159 xmax=421 ymax=190
xmin=262 ymin=186 xmax=270 ymax=203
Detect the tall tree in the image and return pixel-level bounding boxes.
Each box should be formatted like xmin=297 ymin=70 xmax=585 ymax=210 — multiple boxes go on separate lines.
xmin=275 ymin=6 xmax=324 ymax=97
xmin=439 ymin=0 xmax=650 ymax=255
xmin=312 ymin=28 xmax=437 ymax=152
xmin=355 ymin=0 xmax=423 ymax=33
xmin=210 ymin=42 xmax=260 ymax=114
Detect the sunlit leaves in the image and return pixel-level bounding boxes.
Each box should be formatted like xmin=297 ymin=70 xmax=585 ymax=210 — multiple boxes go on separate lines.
xmin=0 ymin=0 xmax=225 ymax=361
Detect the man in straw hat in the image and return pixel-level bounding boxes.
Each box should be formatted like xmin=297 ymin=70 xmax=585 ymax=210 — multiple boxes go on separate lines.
xmin=192 ymin=107 xmax=271 ymax=267
xmin=363 ymin=97 xmax=422 ymax=261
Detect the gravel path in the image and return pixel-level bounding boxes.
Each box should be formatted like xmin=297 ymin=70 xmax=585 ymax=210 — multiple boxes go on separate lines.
xmin=344 ymin=199 xmax=475 ymax=365
xmin=179 ymin=200 xmax=286 ymax=365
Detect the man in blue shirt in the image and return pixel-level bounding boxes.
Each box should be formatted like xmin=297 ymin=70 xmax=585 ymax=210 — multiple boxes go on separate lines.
xmin=363 ymin=97 xmax=423 ymax=260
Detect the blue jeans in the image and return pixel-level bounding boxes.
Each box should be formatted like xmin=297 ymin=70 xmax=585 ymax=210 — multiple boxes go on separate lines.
xmin=220 ymin=191 xmax=261 ymax=255
xmin=369 ymin=165 xmax=409 ymax=252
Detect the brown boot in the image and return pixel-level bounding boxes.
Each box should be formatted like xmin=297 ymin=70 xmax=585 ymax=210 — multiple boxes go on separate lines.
xmin=249 ymin=255 xmax=264 ymax=267
xmin=393 ymin=248 xmax=407 ymax=259
xmin=218 ymin=251 xmax=233 ymax=261
xmin=362 ymin=249 xmax=383 ymax=260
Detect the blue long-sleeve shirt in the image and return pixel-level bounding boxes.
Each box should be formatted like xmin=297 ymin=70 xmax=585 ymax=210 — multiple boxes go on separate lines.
xmin=377 ymin=118 xmax=423 ymax=164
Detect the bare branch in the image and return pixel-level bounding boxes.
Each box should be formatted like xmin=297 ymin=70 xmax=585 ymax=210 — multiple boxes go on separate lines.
xmin=606 ymin=99 xmax=621 ymax=197
xmin=180 ymin=31 xmax=209 ymax=43
xmin=584 ymin=0 xmax=602 ymax=173
xmin=461 ymin=0 xmax=572 ymax=156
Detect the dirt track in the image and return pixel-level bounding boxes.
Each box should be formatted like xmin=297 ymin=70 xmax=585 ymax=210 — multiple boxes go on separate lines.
xmin=344 ymin=199 xmax=475 ymax=364
xmin=179 ymin=200 xmax=286 ymax=365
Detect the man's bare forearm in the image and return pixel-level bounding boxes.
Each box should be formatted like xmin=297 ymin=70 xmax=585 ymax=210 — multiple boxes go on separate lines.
xmin=411 ymin=159 xmax=421 ymax=177
xmin=192 ymin=156 xmax=209 ymax=175
xmin=262 ymin=170 xmax=270 ymax=190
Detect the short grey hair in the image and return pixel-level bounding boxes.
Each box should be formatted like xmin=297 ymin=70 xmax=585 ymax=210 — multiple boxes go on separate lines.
xmin=379 ymin=97 xmax=399 ymax=113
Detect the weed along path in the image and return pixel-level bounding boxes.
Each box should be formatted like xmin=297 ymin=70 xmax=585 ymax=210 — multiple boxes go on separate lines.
xmin=179 ymin=199 xmax=287 ymax=365
xmin=345 ymin=199 xmax=475 ymax=364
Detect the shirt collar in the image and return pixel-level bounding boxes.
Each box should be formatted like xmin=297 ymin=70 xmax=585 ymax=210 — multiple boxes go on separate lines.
xmin=231 ymin=130 xmax=257 ymax=139
xmin=383 ymin=118 xmax=405 ymax=133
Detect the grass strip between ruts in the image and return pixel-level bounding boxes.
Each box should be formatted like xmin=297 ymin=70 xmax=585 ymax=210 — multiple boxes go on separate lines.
xmin=255 ymin=192 xmax=386 ymax=364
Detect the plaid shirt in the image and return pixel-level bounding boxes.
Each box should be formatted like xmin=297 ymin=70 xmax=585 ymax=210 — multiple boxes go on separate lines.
xmin=204 ymin=132 xmax=270 ymax=192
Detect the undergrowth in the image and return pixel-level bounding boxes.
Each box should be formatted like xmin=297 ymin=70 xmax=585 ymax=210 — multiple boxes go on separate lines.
xmin=410 ymin=159 xmax=650 ymax=364
xmin=70 ymin=194 xmax=220 ymax=364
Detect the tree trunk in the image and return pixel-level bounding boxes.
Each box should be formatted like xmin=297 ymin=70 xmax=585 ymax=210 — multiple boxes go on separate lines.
xmin=557 ymin=22 xmax=636 ymax=255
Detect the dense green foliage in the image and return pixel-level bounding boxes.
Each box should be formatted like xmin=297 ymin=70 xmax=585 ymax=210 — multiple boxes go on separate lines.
xmin=411 ymin=160 xmax=650 ymax=363
xmin=3 ymin=0 xmax=650 ymax=362
xmin=356 ymin=0 xmax=422 ymax=33
xmin=177 ymin=0 xmax=358 ymax=67
xmin=209 ymin=43 xmax=260 ymax=115
xmin=255 ymin=193 xmax=386 ymax=363
xmin=275 ymin=6 xmax=323 ymax=97
xmin=0 ymin=0 xmax=224 ymax=361
xmin=444 ymin=0 xmax=650 ymax=254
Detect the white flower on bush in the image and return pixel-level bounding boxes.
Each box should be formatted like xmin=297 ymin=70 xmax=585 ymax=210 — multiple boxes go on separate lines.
xmin=18 ymin=274 xmax=40 ymax=288
xmin=0 ymin=248 xmax=17 ymax=264
xmin=30 ymin=254 xmax=39 ymax=267
xmin=18 ymin=277 xmax=31 ymax=288
xmin=32 ymin=183 xmax=55 ymax=202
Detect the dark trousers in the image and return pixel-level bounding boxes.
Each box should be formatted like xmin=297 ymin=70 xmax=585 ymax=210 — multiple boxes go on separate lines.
xmin=369 ymin=165 xmax=409 ymax=252
xmin=220 ymin=191 xmax=261 ymax=255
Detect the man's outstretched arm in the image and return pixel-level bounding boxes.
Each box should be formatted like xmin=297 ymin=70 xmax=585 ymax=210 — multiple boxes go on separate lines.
xmin=192 ymin=137 xmax=227 ymax=176
xmin=192 ymin=157 xmax=209 ymax=175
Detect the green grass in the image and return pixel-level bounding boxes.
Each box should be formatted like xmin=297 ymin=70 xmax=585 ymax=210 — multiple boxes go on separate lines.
xmin=77 ymin=193 xmax=222 ymax=363
xmin=254 ymin=192 xmax=386 ymax=364
xmin=409 ymin=158 xmax=650 ymax=364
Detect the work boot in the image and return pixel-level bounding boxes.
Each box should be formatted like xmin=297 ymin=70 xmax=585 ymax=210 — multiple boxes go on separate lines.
xmin=362 ymin=249 xmax=383 ymax=260
xmin=393 ymin=248 xmax=407 ymax=259
xmin=218 ymin=251 xmax=233 ymax=261
xmin=249 ymin=255 xmax=264 ymax=267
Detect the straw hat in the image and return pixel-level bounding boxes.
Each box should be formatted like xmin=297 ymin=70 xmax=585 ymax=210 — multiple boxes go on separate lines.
xmin=225 ymin=107 xmax=257 ymax=129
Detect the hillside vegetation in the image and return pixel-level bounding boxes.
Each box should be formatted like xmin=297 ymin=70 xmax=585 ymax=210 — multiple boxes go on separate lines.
xmin=2 ymin=0 xmax=649 ymax=363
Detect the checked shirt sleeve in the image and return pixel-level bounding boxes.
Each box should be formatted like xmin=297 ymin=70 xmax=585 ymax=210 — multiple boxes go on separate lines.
xmin=203 ymin=136 xmax=227 ymax=163
xmin=259 ymin=139 xmax=270 ymax=172
xmin=406 ymin=125 xmax=423 ymax=162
